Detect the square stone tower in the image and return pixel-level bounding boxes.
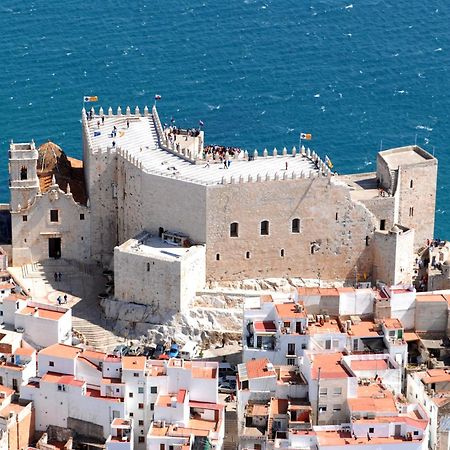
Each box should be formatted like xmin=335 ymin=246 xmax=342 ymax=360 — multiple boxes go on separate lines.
xmin=9 ymin=141 xmax=39 ymax=212
xmin=377 ymin=145 xmax=437 ymax=250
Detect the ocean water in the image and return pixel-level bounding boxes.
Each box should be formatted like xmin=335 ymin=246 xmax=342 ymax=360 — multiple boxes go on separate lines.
xmin=0 ymin=0 xmax=449 ymax=235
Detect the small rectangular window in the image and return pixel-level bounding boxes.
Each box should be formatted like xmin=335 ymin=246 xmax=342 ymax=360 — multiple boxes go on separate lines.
xmin=139 ymin=420 xmax=144 ymax=426
xmin=138 ymin=436 xmax=145 ymax=443
xmin=138 ymin=403 xmax=144 ymax=409
xmin=129 ymin=412 xmax=134 ymax=417
xmin=333 ymin=405 xmax=341 ymax=412
xmin=287 ymin=358 xmax=296 ymax=365
xmin=333 ymin=387 xmax=342 ymax=396
xmin=319 ymin=405 xmax=327 ymax=412
xmin=380 ymin=219 xmax=386 ymax=230
xmin=49 ymin=361 xmax=54 ymax=367
xmin=260 ymin=220 xmax=269 ymax=236
xmin=129 ymin=392 xmax=133 ymax=398
xmin=22 ymin=215 xmax=27 ymax=222
xmin=138 ymin=387 xmax=144 ymax=394
xmin=151 ymin=386 xmax=157 ymax=394
xmin=50 ymin=209 xmax=59 ymax=222
xmin=150 ymin=403 xmax=154 ymax=411
xmin=369 ymin=427 xmax=374 ymax=433
xmin=319 ymin=388 xmax=327 ymax=396
xmin=80 ymin=213 xmax=85 ymax=220
xmin=230 ymin=222 xmax=239 ymax=238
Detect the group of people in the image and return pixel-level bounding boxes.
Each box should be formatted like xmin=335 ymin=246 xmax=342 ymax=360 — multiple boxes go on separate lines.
xmin=204 ymin=145 xmax=242 ymax=159
xmin=57 ymin=294 xmax=68 ymax=305
xmin=53 ymin=272 xmax=63 ymax=282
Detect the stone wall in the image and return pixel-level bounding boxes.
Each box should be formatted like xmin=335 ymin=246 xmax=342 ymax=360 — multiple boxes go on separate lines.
xmin=11 ymin=187 xmax=90 ymax=266
xmin=116 ymin=157 xmax=208 ymax=246
xmin=114 ymin=242 xmax=205 ymax=315
xmin=205 ymin=175 xmax=377 ymax=282
xmin=373 ymin=226 xmax=414 ymax=286
xmin=397 ymin=161 xmax=437 ymax=250
xmin=82 ymin=114 xmax=118 ymax=265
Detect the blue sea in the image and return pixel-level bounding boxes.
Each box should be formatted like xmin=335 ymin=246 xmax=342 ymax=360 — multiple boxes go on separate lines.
xmin=1 ymin=1 xmax=449 ymax=236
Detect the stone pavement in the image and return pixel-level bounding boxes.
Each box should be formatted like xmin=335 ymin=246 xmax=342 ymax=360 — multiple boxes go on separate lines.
xmin=9 ymin=259 xmax=124 ymax=352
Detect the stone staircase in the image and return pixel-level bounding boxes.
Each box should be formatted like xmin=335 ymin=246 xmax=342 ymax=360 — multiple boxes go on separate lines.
xmin=72 ymin=317 xmax=124 ymax=353
xmin=223 ymin=408 xmax=238 ymax=450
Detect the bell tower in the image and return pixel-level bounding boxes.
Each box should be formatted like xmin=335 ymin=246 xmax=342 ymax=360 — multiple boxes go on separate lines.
xmin=9 ymin=141 xmax=39 ymax=212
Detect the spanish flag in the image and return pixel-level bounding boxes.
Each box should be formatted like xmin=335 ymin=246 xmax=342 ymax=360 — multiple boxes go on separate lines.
xmin=300 ymin=133 xmax=312 ymax=140
xmin=83 ymin=96 xmax=98 ymax=102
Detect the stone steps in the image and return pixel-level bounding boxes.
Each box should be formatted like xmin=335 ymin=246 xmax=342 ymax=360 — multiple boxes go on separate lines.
xmin=72 ymin=317 xmax=122 ymax=352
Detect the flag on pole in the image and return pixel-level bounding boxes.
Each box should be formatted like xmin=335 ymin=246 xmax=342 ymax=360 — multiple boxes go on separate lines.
xmin=325 ymin=155 xmax=334 ymax=169
xmin=199 ymin=120 xmax=204 ymax=127
xmin=83 ymin=96 xmax=98 ymax=102
xmin=300 ymin=133 xmax=312 ymax=140
xmin=154 ymin=94 xmax=162 ymax=100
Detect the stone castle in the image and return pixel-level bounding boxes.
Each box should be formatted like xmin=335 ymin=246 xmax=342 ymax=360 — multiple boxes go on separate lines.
xmin=7 ymin=105 xmax=438 ymax=316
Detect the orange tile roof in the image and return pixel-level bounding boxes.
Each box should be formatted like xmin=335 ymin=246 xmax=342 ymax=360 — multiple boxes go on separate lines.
xmin=308 ymin=320 xmax=341 ymax=335
xmin=316 ymin=430 xmax=418 ymax=446
xmin=177 ymin=389 xmax=187 ymax=403
xmin=270 ymin=398 xmax=288 ymax=415
xmin=350 ymin=358 xmax=389 ymax=371
xmin=82 ymin=349 xmax=107 ymax=360
xmin=275 ymin=302 xmax=306 ymax=319
xmin=4 ymin=293 xmax=28 ymax=302
xmin=348 ymin=385 xmax=397 ymax=414
xmin=421 ymin=369 xmax=450 ymax=384
xmin=17 ymin=305 xmax=66 ymax=320
xmin=122 ymin=356 xmax=146 ymax=371
xmin=191 ymin=366 xmax=217 ymax=379
xmin=416 ymin=294 xmax=447 ymax=302
xmin=246 ymin=358 xmax=276 ymax=379
xmin=347 ymin=320 xmax=380 ymax=337
xmin=111 ymin=418 xmax=131 ymax=428
xmin=0 ymin=384 xmax=14 ymax=397
xmin=254 ymin=321 xmax=277 ymax=332
xmin=14 ymin=347 xmax=35 ymax=357
xmin=354 ymin=414 xmax=428 ymax=430
xmin=382 ymin=318 xmax=403 ymax=329
xmin=39 ymin=343 xmax=81 ymax=360
xmin=404 ymin=332 xmax=420 ymax=342
xmin=310 ymin=353 xmax=352 ymax=379
xmin=42 ymin=372 xmax=84 ymax=387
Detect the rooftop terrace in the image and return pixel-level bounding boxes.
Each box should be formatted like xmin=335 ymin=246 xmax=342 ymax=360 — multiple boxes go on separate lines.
xmin=83 ymin=107 xmax=322 ymax=186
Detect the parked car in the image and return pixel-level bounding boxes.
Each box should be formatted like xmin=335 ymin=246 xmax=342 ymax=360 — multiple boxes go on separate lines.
xmin=113 ymin=344 xmax=131 ymax=357
xmin=218 ymin=382 xmax=236 ymax=395
xmin=168 ymin=343 xmax=179 ymax=358
xmin=153 ymin=343 xmax=165 ymax=359
xmin=142 ymin=344 xmax=156 ymax=358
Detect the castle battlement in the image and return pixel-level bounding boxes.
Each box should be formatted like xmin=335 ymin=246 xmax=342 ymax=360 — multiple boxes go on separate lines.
xmin=82 ymin=105 xmax=331 ymax=186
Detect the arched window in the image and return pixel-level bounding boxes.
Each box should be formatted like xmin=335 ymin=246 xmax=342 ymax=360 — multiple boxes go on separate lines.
xmin=292 ymin=218 xmax=300 ymax=233
xmin=260 ymin=220 xmax=269 ymax=236
xmin=216 ymin=253 xmax=220 ymax=261
xmin=230 ymin=222 xmax=239 ymax=238
xmin=245 ymin=251 xmax=251 ymax=259
xmin=280 ymin=249 xmax=285 ymax=257
xmin=20 ymin=167 xmax=28 ymax=180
